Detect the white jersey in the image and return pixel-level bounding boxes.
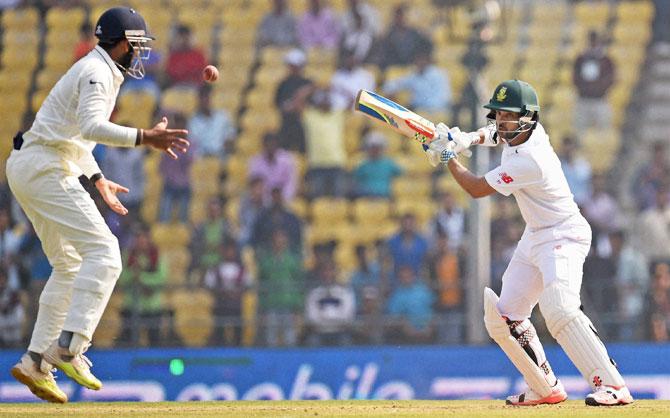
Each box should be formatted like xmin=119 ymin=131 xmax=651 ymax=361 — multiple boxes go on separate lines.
xmin=484 ymin=123 xmax=583 ymax=231
xmin=23 ymin=45 xmax=137 ymax=178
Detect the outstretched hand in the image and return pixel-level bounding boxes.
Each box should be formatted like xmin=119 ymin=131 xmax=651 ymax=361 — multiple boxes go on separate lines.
xmin=142 ymin=116 xmax=190 ymax=159
xmin=96 ymin=178 xmax=129 ymax=216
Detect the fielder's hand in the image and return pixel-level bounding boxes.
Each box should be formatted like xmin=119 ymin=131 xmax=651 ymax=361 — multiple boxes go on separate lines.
xmin=96 ymin=177 xmax=129 ymax=216
xmin=142 ymin=116 xmax=190 ymax=159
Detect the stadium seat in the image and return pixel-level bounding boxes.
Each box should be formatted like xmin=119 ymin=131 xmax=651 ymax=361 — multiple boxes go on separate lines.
xmin=392 ymin=176 xmax=432 ymax=200
xmin=352 ymin=198 xmax=392 ymax=225
xmin=311 ymin=197 xmax=350 ymax=224
xmin=151 ymin=223 xmax=191 ymax=250
xmin=161 ymin=87 xmax=198 ymax=116
xmin=45 ymin=7 xmax=86 ymax=29
xmin=289 ymin=197 xmax=308 ymax=220
xmin=395 ymin=199 xmax=436 ymax=230
xmin=1 ymin=7 xmax=39 ymax=30
xmin=163 ymin=247 xmax=192 ymax=287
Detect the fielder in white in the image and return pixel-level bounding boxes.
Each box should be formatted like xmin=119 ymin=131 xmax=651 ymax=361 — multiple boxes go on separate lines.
xmin=422 ymin=80 xmax=633 ymax=406
xmin=7 ymin=7 xmax=189 ymax=403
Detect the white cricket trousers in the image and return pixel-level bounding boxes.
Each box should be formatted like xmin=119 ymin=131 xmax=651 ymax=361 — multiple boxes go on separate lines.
xmin=6 ymin=145 xmax=122 ymax=353
xmin=497 ymin=217 xmax=592 ymax=320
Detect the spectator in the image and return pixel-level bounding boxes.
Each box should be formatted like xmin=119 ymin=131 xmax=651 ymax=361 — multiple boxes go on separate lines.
xmin=188 ymin=85 xmax=236 ymax=160
xmin=383 ymin=50 xmax=451 ymax=113
xmin=349 ymin=245 xmax=383 ymax=309
xmin=342 ymin=0 xmax=381 ymax=38
xmin=256 ymin=0 xmax=299 ymax=48
xmin=330 ymin=50 xmax=376 ymax=111
xmin=572 ymin=29 xmax=615 ymax=132
xmin=353 ymin=131 xmax=403 ymax=198
xmin=558 ymin=135 xmax=592 ymax=206
xmin=374 ymin=4 xmax=432 ymax=69
xmin=72 ymin=22 xmax=96 ymax=62
xmin=0 ymin=265 xmax=24 ymax=347
xmin=353 ymin=285 xmax=384 ymax=344
xmin=340 ymin=7 xmax=375 ymax=63
xmin=202 ymin=238 xmax=252 ymax=346
xmin=119 ymin=225 xmax=168 ymax=346
xmin=190 ymin=197 xmax=235 ymax=277
xmin=386 ymin=264 xmax=435 ymax=344
xmin=166 ymin=25 xmax=207 ymax=87
xmin=632 ymin=141 xmax=669 ymax=211
xmin=298 ymin=0 xmax=342 ymax=50
xmin=582 ymin=173 xmax=621 ymax=256
xmin=426 ymin=231 xmax=462 ymax=343
xmin=250 ymin=187 xmax=303 ymax=252
xmin=634 ymin=186 xmax=670 ymax=261
xmin=609 ymin=230 xmax=649 ymax=341
xmin=275 ymin=49 xmax=314 ymax=152
xmin=649 ymin=261 xmax=670 ymax=342
xmin=158 ymin=113 xmax=193 ymax=223
xmin=238 ymin=177 xmax=268 ymax=247
xmin=302 ymin=88 xmax=348 ymax=198
xmin=0 ymin=206 xmax=23 ymax=289
xmin=249 ymin=132 xmax=298 ymax=203
xmin=304 ymin=260 xmax=355 ymax=346
xmin=305 ymin=241 xmax=336 ymax=287
xmin=429 ymin=191 xmax=465 ymax=251
xmin=387 ymin=213 xmax=429 ymax=280
xmin=256 ymin=228 xmax=304 ymax=347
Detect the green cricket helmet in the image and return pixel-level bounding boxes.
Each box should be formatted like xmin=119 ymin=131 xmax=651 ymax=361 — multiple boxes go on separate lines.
xmin=483 ymin=79 xmax=540 ymax=115
xmin=483 ymin=80 xmax=540 ymax=142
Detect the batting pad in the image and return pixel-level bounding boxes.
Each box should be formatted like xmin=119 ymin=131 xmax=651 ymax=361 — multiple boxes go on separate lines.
xmin=539 ymin=283 xmax=626 ymax=389
xmin=484 ymin=287 xmax=555 ymax=397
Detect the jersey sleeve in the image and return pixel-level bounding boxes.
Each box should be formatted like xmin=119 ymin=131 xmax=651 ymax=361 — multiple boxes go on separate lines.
xmin=484 ymin=155 xmax=542 ymax=196
xmin=76 ymin=64 xmax=138 ymax=147
xmin=76 ymin=150 xmax=102 ymax=179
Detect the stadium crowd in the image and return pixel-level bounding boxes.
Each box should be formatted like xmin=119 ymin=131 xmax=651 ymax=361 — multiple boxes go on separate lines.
xmin=0 ymin=0 xmax=669 ymax=349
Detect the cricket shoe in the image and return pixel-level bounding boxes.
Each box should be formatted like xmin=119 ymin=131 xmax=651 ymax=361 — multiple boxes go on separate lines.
xmin=585 ymin=385 xmax=634 ymax=406
xmin=42 ymin=340 xmax=102 ymax=390
xmin=10 ymin=353 xmax=68 ymax=403
xmin=506 ymin=381 xmax=567 ymax=406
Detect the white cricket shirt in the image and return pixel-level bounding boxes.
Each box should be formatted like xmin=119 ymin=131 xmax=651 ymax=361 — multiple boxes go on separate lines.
xmin=484 ymin=123 xmax=582 ymax=231
xmin=23 ymin=45 xmax=137 ymax=177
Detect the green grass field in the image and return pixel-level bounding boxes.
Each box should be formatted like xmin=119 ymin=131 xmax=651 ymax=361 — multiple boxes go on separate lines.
xmin=1 ymin=400 xmax=669 ymax=418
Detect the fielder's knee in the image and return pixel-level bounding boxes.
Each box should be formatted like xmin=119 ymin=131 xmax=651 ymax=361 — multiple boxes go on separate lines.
xmin=75 ymin=237 xmax=122 ymax=293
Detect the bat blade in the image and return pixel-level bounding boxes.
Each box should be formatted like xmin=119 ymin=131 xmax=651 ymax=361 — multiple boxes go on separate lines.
xmin=355 ymin=89 xmax=472 ymax=157
xmin=355 ymin=89 xmax=437 ymax=143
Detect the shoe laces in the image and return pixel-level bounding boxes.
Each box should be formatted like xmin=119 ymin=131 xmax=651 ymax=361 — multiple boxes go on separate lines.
xmin=73 ymin=342 xmax=93 ymax=369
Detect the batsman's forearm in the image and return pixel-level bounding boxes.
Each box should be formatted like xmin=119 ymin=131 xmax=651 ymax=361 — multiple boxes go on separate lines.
xmin=447 ymin=158 xmax=489 ymax=198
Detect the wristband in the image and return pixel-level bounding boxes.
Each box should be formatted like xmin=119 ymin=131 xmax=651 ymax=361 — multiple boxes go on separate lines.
xmin=135 ymin=128 xmax=143 ymax=146
xmin=90 ymin=173 xmax=104 ymax=185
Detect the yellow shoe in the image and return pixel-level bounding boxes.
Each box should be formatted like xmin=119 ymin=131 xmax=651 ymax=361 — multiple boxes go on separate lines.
xmin=10 ymin=353 xmax=68 ymax=403
xmin=42 ymin=341 xmax=102 ymax=390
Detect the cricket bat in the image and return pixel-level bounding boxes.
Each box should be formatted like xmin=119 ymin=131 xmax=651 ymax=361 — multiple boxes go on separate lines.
xmin=355 ymin=89 xmax=471 ymax=157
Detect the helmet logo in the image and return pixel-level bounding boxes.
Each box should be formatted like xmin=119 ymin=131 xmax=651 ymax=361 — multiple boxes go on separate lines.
xmin=95 ymin=25 xmax=102 ymax=35
xmin=496 ymin=86 xmax=507 ymax=102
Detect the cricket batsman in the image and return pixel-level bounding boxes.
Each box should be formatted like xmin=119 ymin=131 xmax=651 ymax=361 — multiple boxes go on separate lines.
xmin=422 ymin=80 xmax=633 ymax=406
xmin=7 ymin=7 xmax=189 ymax=403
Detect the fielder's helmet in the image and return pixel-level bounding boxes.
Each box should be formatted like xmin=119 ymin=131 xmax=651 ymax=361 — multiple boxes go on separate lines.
xmin=95 ymin=7 xmax=153 ymax=79
xmin=95 ymin=7 xmax=153 ymax=44
xmin=483 ymin=79 xmax=540 ymax=115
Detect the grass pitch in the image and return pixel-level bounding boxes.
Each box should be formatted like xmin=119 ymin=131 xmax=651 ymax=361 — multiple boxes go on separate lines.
xmin=1 ymin=400 xmax=669 ymax=418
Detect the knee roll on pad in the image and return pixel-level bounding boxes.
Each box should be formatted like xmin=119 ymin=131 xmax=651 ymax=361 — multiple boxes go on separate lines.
xmin=539 ymin=283 xmax=625 ymax=389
